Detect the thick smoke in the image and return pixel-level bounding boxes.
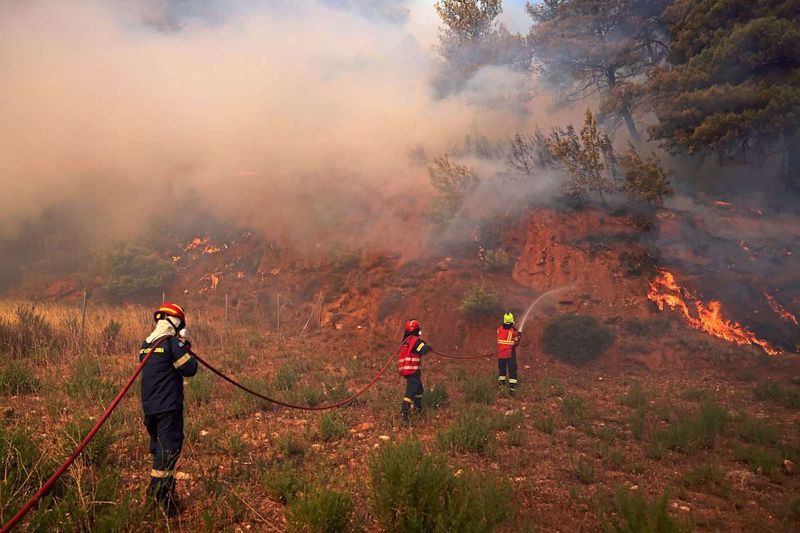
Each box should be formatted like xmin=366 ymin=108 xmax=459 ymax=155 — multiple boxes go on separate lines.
xmin=0 ymin=0 xmax=540 ymax=249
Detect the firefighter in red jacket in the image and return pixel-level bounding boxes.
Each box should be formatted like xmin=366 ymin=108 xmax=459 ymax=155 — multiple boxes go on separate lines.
xmin=497 ymin=312 xmax=520 ymax=393
xmin=398 ymin=319 xmax=432 ymax=420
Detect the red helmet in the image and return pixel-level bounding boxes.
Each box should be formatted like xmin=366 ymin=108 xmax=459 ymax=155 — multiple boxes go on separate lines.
xmin=404 ymin=319 xmax=420 ymax=333
xmin=154 ymin=302 xmax=186 ymax=327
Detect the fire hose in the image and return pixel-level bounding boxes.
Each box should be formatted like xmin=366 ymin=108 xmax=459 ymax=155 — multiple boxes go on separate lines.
xmin=0 ymin=335 xmax=171 ymax=533
xmin=2 ymin=338 xmax=492 ymax=530
xmin=191 ymin=348 xmax=398 ymax=411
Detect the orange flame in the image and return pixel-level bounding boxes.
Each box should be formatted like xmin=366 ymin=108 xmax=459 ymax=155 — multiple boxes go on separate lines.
xmin=764 ymin=292 xmax=798 ymax=326
xmin=648 ymin=270 xmax=781 ymax=356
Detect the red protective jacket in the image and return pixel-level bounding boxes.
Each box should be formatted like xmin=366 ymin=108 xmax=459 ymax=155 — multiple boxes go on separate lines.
xmin=497 ymin=326 xmax=519 ymax=360
xmin=398 ymin=334 xmax=430 ymax=375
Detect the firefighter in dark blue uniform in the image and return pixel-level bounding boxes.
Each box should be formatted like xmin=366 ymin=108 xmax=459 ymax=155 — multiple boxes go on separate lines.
xmin=139 ymin=302 xmax=197 ymax=516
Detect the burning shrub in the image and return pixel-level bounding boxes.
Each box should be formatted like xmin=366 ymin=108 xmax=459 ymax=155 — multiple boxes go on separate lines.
xmin=285 ymin=485 xmax=353 ymax=533
xmin=459 ymin=286 xmax=501 ymax=318
xmin=542 ymin=315 xmax=615 ymax=364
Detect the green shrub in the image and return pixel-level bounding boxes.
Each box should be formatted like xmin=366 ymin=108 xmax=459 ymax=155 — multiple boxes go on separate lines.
xmin=100 ymin=243 xmax=175 ymax=301
xmin=681 ymin=387 xmax=709 ymax=402
xmin=423 ymin=383 xmax=449 ymax=409
xmin=0 ymin=305 xmax=62 ymax=358
xmin=293 ymin=385 xmax=325 ymax=407
xmin=0 ymin=427 xmax=54 ymax=523
xmin=286 ymin=486 xmax=353 ymax=533
xmin=735 ymin=416 xmax=781 ymax=445
xmin=576 ymin=459 xmax=596 ymax=484
xmin=535 ymin=416 xmax=556 ymax=434
xmin=539 ymin=376 xmax=565 ymax=397
xmin=654 ymin=402 xmax=728 ymax=454
xmin=318 ymin=413 xmax=348 ymax=442
xmin=543 ymin=315 xmax=615 ymax=364
xmin=754 ymin=381 xmax=800 ymax=409
xmin=438 ymin=405 xmax=496 ymax=454
xmin=459 ymin=286 xmax=501 ymax=318
xmin=274 ymin=363 xmax=300 ymax=391
xmin=680 ymin=464 xmax=731 ymax=498
xmin=64 ymin=418 xmax=114 ymax=467
xmin=277 ymin=432 xmax=307 ymax=458
xmin=630 ymin=407 xmax=647 ymax=441
xmin=599 ymin=489 xmax=687 ymax=532
xmin=66 ymin=357 xmax=116 ymax=404
xmin=369 ymin=439 xmax=511 ymax=533
xmin=482 ymin=248 xmax=513 ymax=272
xmin=0 ymin=362 xmax=39 ymax=395
xmin=621 ymin=383 xmax=647 ymax=409
xmin=261 ymin=461 xmax=306 ymax=503
xmin=460 ymin=375 xmax=496 ymax=404
xmin=495 ymin=410 xmax=525 ymax=432
xmin=428 ymin=155 xmax=479 ymax=227
xmin=562 ymin=394 xmax=587 ymax=425
xmin=185 ymin=369 xmax=214 ymax=406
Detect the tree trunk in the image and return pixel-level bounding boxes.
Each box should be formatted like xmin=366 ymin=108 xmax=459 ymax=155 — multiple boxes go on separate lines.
xmin=784 ymin=131 xmax=800 ymax=194
xmin=621 ymin=107 xmax=641 ymax=146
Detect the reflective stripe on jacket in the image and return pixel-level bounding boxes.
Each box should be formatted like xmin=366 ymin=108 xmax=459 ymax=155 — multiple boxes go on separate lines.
xmin=398 ymin=335 xmax=430 ymax=376
xmin=497 ymin=326 xmax=519 ymax=360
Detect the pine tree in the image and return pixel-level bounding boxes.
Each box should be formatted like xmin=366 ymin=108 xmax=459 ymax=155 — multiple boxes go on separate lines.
xmin=526 ymin=0 xmax=670 ymax=143
xmin=648 ymin=0 xmax=800 ymax=187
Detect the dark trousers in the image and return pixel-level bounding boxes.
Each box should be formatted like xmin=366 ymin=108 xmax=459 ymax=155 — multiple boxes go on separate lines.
xmin=401 ymin=371 xmax=424 ymax=414
xmin=144 ymin=409 xmax=184 ymax=512
xmin=498 ymin=355 xmax=518 ymax=390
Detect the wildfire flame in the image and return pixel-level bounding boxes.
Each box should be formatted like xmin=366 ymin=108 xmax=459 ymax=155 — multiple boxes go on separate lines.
xmin=648 ymin=270 xmax=781 ymax=356
xmin=764 ymin=292 xmax=798 ymax=326
xmin=184 ymin=237 xmax=224 ymax=255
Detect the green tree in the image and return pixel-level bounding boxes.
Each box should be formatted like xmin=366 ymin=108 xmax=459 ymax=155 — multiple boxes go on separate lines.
xmin=620 ymin=145 xmax=674 ymax=207
xmin=428 ymin=155 xmax=479 ymax=225
xmin=435 ymin=0 xmax=529 ymax=94
xmin=548 ymin=109 xmax=618 ymax=206
xmin=100 ymin=244 xmax=175 ymax=301
xmin=527 ymin=0 xmax=670 ymax=143
xmin=647 ymin=0 xmax=800 ymax=187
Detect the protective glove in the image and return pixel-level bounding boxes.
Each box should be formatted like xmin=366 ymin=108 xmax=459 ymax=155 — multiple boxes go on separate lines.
xmin=178 ymin=329 xmax=191 ymax=351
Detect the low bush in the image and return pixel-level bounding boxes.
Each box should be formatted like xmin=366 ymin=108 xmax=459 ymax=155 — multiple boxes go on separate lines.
xmin=576 ymin=459 xmax=596 ymax=484
xmin=318 ymin=413 xmax=348 ymax=442
xmin=185 ymin=369 xmax=214 ymax=406
xmin=539 ymin=376 xmax=565 ymax=397
xmin=598 ymin=488 xmax=686 ymax=532
xmin=680 ymin=464 xmax=731 ymax=498
xmin=562 ymin=394 xmax=587 ymax=426
xmin=369 ymin=439 xmax=511 ymax=533
xmin=653 ymin=402 xmax=728 ymax=454
xmin=0 ymin=362 xmax=39 ymax=395
xmin=438 ymin=405 xmax=496 ymax=454
xmin=459 ymin=286 xmax=501 ymax=319
xmin=261 ymin=461 xmax=307 ymax=503
xmin=286 ymin=486 xmax=353 ymax=533
xmin=621 ymin=383 xmax=647 ymax=409
xmin=66 ymin=357 xmax=116 ymax=404
xmin=277 ymin=432 xmax=308 ymax=459
xmin=754 ymin=381 xmax=800 ymax=409
xmin=629 ymin=407 xmax=648 ymax=441
xmin=422 ymin=383 xmax=449 ymax=409
xmin=535 ymin=416 xmax=556 ymax=434
xmin=735 ymin=416 xmax=781 ymax=445
xmin=543 ymin=315 xmax=615 ymax=364
xmin=681 ymin=387 xmax=709 ymax=402
xmin=481 ymin=248 xmax=513 ymax=272
xmin=0 ymin=305 xmax=63 ymax=358
xmin=460 ymin=375 xmax=496 ymax=404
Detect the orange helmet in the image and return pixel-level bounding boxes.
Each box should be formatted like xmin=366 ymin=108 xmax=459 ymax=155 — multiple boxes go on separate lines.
xmin=404 ymin=319 xmax=420 ymax=333
xmin=154 ymin=302 xmax=186 ymax=328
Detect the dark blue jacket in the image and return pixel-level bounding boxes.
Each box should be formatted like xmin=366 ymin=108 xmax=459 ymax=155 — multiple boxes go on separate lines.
xmin=139 ymin=335 xmax=197 ymax=415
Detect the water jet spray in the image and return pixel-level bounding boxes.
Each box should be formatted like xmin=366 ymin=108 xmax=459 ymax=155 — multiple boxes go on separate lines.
xmin=518 ymin=284 xmax=577 ymax=332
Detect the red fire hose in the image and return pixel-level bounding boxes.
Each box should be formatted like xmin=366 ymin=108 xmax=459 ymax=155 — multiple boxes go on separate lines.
xmin=431 ymin=347 xmax=497 ymax=360
xmin=2 ymin=337 xmax=488 ymax=530
xmin=191 ymin=348 xmax=398 ymax=411
xmin=0 ymin=335 xmax=171 ymax=533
